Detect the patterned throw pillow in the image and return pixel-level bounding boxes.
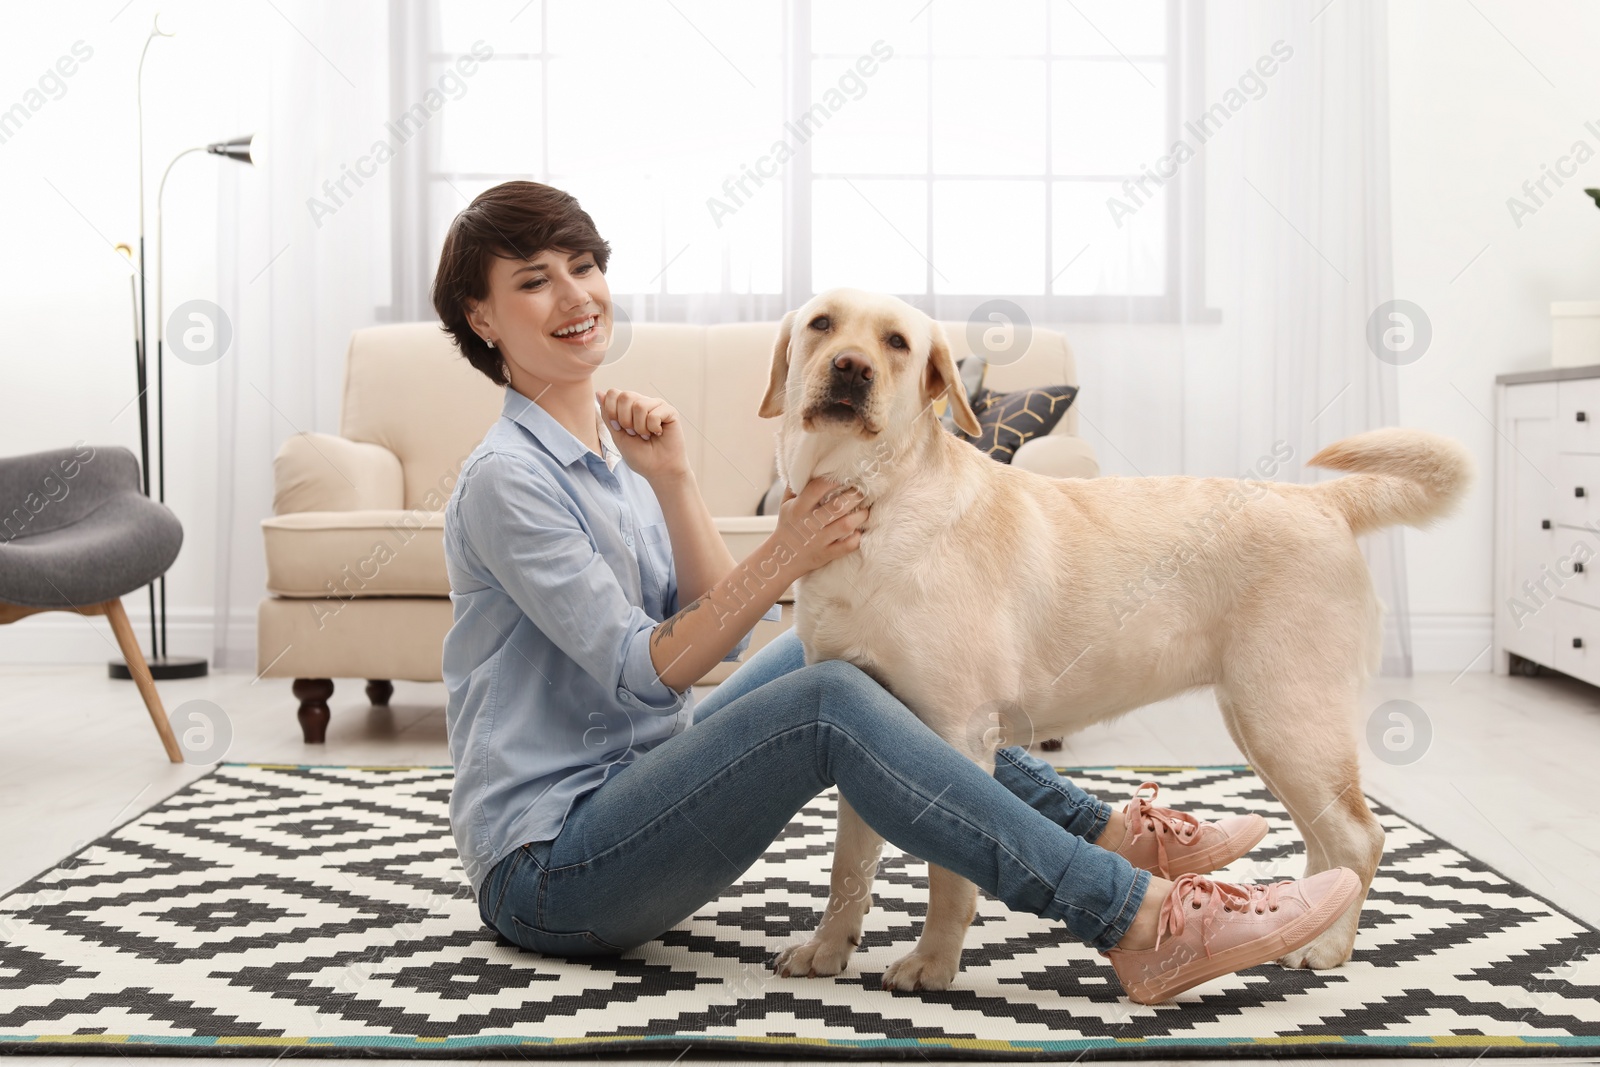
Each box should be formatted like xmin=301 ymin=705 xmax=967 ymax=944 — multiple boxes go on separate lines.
xmin=955 ymin=384 xmax=1079 ymax=463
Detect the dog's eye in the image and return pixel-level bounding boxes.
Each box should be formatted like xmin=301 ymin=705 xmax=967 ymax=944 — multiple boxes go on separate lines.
xmin=809 ymin=315 xmax=831 ymax=331
xmin=887 ymin=333 xmax=907 ymax=350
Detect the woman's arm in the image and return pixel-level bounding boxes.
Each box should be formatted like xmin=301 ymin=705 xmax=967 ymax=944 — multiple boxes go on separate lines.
xmin=651 ymin=469 xmax=735 ymax=606
xmin=646 ymin=528 xmax=797 ymax=691
xmin=645 ymin=476 xmax=869 ymax=692
xmin=597 ymin=388 xmax=736 ymax=605
xmin=596 ymin=388 xmax=867 ymax=692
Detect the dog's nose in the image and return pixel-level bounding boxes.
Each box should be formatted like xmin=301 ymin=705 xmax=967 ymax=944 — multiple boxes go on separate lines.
xmin=831 ymin=351 xmax=873 ymax=387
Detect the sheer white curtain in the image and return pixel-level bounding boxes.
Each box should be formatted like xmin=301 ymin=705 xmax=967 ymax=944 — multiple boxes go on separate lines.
xmin=211 ymin=1 xmax=394 ymax=668
xmin=1176 ymin=0 xmax=1413 ymax=675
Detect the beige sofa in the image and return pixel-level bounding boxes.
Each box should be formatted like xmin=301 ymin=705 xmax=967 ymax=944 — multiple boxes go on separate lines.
xmin=258 ymin=320 xmax=1098 ymax=741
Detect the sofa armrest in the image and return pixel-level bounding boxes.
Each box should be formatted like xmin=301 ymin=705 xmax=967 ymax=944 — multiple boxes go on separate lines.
xmin=1011 ymin=434 xmax=1100 ymax=479
xmin=273 ymin=433 xmax=405 ymax=515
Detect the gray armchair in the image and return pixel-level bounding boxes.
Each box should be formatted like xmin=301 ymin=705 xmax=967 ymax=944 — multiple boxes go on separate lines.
xmin=0 ymin=445 xmax=185 ymax=761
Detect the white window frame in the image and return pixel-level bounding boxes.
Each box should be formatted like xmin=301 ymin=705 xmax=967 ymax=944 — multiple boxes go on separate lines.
xmin=403 ymin=0 xmax=1209 ymax=324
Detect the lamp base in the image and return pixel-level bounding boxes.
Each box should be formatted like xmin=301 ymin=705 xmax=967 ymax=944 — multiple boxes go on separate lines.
xmin=109 ymin=655 xmax=209 ymax=680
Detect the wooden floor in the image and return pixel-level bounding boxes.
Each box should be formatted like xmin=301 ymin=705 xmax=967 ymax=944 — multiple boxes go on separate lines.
xmin=2 ymin=657 xmax=1597 ymax=1066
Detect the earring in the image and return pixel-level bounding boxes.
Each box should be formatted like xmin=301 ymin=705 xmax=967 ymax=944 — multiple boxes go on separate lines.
xmin=485 ymin=337 xmax=496 ymax=349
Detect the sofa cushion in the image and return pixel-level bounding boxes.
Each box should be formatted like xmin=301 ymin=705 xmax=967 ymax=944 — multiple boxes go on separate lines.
xmin=273 ymin=433 xmax=405 ymax=515
xmin=262 ymin=509 xmax=447 ymax=598
xmin=958 ymin=384 xmax=1079 ymax=464
xmin=265 ymin=509 xmax=795 ymax=603
xmin=340 ymin=325 xmax=504 ymax=515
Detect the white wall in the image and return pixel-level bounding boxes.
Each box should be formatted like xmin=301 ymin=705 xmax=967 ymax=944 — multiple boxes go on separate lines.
xmin=1389 ymin=0 xmax=1600 ymax=671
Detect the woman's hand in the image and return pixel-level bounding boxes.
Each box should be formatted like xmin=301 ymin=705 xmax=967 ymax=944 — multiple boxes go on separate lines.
xmin=596 ymin=388 xmax=691 ymax=484
xmin=773 ymin=476 xmax=870 ymax=576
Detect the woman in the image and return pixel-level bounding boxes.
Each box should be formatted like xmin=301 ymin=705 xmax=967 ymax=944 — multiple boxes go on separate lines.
xmin=431 ymin=181 xmax=1359 ymax=1005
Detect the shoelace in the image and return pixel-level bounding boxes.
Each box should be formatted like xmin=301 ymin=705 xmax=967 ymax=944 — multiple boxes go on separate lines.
xmin=1155 ymin=873 xmax=1289 ymax=957
xmin=1124 ymin=782 xmax=1203 ymax=877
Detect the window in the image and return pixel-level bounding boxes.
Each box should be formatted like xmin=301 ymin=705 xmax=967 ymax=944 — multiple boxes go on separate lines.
xmin=419 ymin=0 xmax=1195 ymax=321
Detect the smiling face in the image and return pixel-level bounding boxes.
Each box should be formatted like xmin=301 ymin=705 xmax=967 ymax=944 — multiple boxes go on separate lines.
xmin=759 ymin=288 xmax=981 ymax=441
xmin=463 ymin=247 xmax=612 ymax=394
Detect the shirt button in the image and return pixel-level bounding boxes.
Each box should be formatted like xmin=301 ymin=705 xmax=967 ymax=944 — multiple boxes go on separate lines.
xmin=625 ymin=534 xmax=634 ymax=547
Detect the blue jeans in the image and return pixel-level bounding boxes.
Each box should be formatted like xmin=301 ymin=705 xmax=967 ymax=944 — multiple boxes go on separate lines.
xmin=476 ymin=628 xmax=1149 ymax=955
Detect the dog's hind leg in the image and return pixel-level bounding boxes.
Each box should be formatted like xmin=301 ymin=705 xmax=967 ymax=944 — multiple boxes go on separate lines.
xmin=1216 ymin=685 xmax=1384 ymax=970
xmin=774 ymin=796 xmax=883 ymax=978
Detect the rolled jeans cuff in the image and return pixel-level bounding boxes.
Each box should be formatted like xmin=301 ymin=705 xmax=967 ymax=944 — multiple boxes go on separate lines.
xmin=1048 ymin=855 xmax=1150 ymax=951
xmin=993 ymin=746 xmax=1113 ymax=842
xmin=1082 ymin=798 xmax=1113 ymax=847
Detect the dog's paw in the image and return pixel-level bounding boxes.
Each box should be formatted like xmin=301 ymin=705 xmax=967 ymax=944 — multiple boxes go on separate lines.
xmin=772 ymin=932 xmax=858 ymax=979
xmin=1278 ymin=927 xmax=1355 ymax=970
xmin=881 ymin=949 xmax=959 ymax=992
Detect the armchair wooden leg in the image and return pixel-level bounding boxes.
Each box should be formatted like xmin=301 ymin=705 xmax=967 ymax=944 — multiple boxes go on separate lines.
xmin=294 ymin=678 xmax=334 ymax=743
xmin=102 ymin=598 xmax=183 ymax=763
xmin=366 ymin=679 xmax=394 ymax=707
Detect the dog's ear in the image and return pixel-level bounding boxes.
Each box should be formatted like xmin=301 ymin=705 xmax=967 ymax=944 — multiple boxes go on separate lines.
xmin=758 ymin=310 xmax=797 ymax=419
xmin=923 ymin=320 xmax=981 ymax=437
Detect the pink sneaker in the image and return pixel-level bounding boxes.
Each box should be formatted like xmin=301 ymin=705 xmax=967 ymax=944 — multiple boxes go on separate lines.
xmin=1105 ymin=868 xmax=1362 ymax=1004
xmin=1108 ymin=781 xmax=1269 ymax=878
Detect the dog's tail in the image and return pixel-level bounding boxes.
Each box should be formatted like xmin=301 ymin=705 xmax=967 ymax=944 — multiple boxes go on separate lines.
xmin=1307 ymin=428 xmax=1473 ymax=535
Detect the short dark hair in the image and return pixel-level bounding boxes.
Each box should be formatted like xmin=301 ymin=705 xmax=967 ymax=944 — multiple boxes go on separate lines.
xmin=431 ymin=181 xmax=611 ymax=386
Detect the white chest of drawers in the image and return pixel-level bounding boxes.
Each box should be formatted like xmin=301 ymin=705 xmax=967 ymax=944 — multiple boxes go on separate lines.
xmin=1494 ymin=365 xmax=1600 ymax=683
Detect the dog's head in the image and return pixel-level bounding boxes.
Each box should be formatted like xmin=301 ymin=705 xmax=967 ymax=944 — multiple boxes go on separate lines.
xmin=758 ymin=288 xmax=982 ymax=441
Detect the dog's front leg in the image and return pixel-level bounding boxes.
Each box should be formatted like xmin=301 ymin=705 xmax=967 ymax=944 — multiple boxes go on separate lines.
xmin=881 ymin=864 xmax=976 ymax=991
xmin=774 ymin=796 xmax=883 ymax=978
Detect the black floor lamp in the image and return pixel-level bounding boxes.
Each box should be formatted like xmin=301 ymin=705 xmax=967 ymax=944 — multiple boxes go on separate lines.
xmin=110 ymin=13 xmax=254 ymax=682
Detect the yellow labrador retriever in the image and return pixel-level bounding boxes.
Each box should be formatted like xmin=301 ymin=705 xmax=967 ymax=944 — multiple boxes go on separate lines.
xmin=758 ymin=288 xmax=1471 ymax=991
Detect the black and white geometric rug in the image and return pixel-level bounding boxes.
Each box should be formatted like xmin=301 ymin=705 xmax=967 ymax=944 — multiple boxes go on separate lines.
xmin=1 ymin=763 xmax=1597 ymax=1059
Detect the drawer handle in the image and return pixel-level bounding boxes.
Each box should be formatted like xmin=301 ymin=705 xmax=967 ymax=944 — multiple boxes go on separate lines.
xmin=1581 ymin=411 xmax=1590 ymax=422
xmin=1576 ymin=638 xmax=1585 ymax=649
xmin=1578 ymin=562 xmax=1587 ymax=574
xmin=1579 ymin=487 xmax=1587 ymax=498
xmin=1543 ymin=519 xmax=1553 ymax=529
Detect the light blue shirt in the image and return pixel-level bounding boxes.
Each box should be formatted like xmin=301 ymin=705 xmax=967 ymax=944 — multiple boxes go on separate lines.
xmin=442 ymin=385 xmax=782 ymax=893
